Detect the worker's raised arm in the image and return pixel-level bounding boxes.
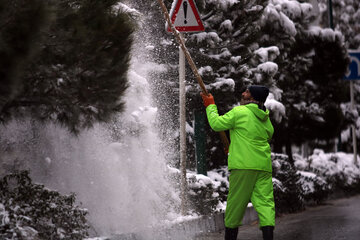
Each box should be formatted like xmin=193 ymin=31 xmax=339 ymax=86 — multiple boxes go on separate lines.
xmin=200 ymin=93 xmax=235 ymax=131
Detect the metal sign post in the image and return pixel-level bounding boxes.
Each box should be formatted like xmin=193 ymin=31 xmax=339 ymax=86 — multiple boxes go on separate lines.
xmin=344 ymin=50 xmax=360 ymax=165
xmin=350 ymin=81 xmax=357 ymax=165
xmin=158 ymin=0 xmax=230 ymax=216
xmin=158 ymin=0 xmax=206 ymax=216
xmin=179 ymin=35 xmax=187 ymax=215
xmin=327 ymin=0 xmax=334 ymax=29
xmin=173 ymin=0 xmax=205 ymax=216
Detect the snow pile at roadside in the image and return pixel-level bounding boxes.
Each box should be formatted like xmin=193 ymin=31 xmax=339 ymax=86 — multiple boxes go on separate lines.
xmin=185 ymin=150 xmax=360 ymax=215
xmin=295 ymin=149 xmax=360 ymax=186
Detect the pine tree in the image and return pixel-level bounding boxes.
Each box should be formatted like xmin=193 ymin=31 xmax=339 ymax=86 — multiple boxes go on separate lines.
xmin=0 ymin=0 xmax=134 ymax=134
xmin=317 ymin=0 xmax=360 ymax=49
xmin=272 ymin=153 xmax=305 ymax=213
xmin=0 ymin=0 xmax=49 ymax=117
xmin=317 ymin=0 xmax=360 ymax=152
xmin=258 ymin=0 xmax=348 ymax=159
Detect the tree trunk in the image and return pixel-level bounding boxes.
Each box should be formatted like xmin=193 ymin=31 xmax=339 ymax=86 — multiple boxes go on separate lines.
xmin=286 ymin=130 xmax=294 ymax=165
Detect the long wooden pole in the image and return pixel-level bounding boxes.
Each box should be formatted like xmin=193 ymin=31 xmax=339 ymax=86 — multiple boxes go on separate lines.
xmin=156 ymin=0 xmax=230 ymax=152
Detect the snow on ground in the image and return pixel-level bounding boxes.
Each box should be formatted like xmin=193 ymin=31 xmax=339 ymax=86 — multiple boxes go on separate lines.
xmin=304 ymin=151 xmax=355 ymax=183
xmin=296 ymin=149 xmax=360 ymax=186
xmin=84 ymin=149 xmax=359 ymax=239
xmin=186 ymin=150 xmax=360 ymax=214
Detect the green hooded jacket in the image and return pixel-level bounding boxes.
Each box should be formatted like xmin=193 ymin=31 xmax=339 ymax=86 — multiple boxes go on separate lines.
xmin=206 ymin=103 xmax=274 ymax=172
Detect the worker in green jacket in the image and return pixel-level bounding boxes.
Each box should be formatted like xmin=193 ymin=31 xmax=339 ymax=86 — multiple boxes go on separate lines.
xmin=201 ymin=85 xmax=275 ymax=240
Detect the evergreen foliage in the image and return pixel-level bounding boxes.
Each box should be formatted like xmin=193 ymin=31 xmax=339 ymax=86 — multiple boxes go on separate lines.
xmin=297 ymin=171 xmax=331 ymax=204
xmin=272 ymin=153 xmax=305 ymax=214
xmin=187 ymin=168 xmax=228 ymax=215
xmin=317 ymin=0 xmax=360 ymax=49
xmin=317 ymin=0 xmax=360 ymax=152
xmin=271 ymin=28 xmax=348 ymax=153
xmin=0 ymin=0 xmax=49 ymax=117
xmin=258 ymin=1 xmax=348 ymax=158
xmin=185 ymin=0 xmax=347 ymax=166
xmin=305 ymin=150 xmax=360 ymax=193
xmin=185 ymin=0 xmax=271 ymax=168
xmin=146 ymin=0 xmax=349 ymax=169
xmin=0 ymin=170 xmax=89 ymax=239
xmin=0 ymin=0 xmax=134 ymax=134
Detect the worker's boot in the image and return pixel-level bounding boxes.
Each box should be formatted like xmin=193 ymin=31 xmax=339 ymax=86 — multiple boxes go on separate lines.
xmin=261 ymin=226 xmax=274 ymax=240
xmin=225 ymin=227 xmax=238 ymax=240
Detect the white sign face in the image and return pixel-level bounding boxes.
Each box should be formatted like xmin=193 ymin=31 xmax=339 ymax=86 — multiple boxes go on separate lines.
xmin=167 ymin=0 xmax=204 ymax=32
xmin=174 ymin=1 xmax=197 ymax=26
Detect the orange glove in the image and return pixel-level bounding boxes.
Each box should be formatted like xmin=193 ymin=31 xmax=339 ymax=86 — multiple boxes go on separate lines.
xmin=200 ymin=92 xmax=215 ymax=107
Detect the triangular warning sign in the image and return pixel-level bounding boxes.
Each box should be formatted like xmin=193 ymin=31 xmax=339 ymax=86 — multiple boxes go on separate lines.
xmin=166 ymin=0 xmax=205 ymax=32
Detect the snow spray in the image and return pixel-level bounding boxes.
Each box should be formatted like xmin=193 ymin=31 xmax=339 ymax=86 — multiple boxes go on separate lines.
xmin=0 ymin=5 xmax=181 ymax=239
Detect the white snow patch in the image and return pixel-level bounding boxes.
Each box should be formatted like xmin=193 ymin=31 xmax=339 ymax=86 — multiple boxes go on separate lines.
xmin=265 ymin=93 xmax=286 ymax=123
xmin=279 ymin=11 xmax=297 ymax=36
xmin=254 ymin=46 xmax=280 ymax=62
xmin=209 ymin=78 xmax=235 ymax=91
xmin=257 ymin=62 xmax=278 ymax=76
xmin=114 ymin=3 xmax=140 ymax=16
xmin=278 ymin=0 xmax=302 ymax=19
xmin=220 ymin=19 xmax=233 ymax=31
xmin=190 ymin=32 xmax=222 ymax=46
xmin=186 ymin=122 xmax=194 ymax=134
xmin=341 ymin=128 xmax=351 ymax=142
xmin=208 ymin=48 xmax=232 ymax=60
xmin=207 ymin=0 xmax=239 ymax=10
xmin=309 ymin=149 xmax=360 ymax=186
xmin=230 ymin=56 xmax=242 ymax=64
xmin=307 ymin=26 xmax=343 ymax=42
xmin=198 ymin=66 xmax=213 ymax=76
xmin=145 ymin=45 xmax=155 ymax=50
xmin=263 ymin=3 xmax=297 ymax=36
xmin=272 ymin=177 xmax=285 ymax=192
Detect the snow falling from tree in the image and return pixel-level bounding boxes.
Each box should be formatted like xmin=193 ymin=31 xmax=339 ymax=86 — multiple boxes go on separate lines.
xmin=0 ymin=0 xmax=360 ymax=238
xmin=0 ymin=2 xmax=182 ymax=235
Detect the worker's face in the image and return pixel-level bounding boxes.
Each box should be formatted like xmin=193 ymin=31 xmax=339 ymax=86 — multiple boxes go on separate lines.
xmin=242 ymin=89 xmax=253 ymax=101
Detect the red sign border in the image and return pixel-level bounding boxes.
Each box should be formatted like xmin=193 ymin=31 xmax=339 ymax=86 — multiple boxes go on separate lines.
xmin=167 ymin=0 xmax=205 ymax=32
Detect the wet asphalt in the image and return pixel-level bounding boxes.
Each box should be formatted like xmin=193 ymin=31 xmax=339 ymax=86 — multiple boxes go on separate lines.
xmin=195 ymin=194 xmax=360 ymax=240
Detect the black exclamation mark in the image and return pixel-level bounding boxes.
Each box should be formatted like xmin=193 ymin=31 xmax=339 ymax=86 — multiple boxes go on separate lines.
xmin=183 ymin=1 xmax=188 ymax=24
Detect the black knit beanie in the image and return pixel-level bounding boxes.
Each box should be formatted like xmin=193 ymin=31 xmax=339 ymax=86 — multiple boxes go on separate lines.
xmin=248 ymin=85 xmax=269 ymax=103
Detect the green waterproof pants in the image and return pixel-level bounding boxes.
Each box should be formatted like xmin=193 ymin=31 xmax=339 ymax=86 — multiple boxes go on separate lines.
xmin=224 ymin=169 xmax=275 ymax=228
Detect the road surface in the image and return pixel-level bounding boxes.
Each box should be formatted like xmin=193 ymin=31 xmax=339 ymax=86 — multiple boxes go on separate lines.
xmin=195 ymin=194 xmax=360 ymax=240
